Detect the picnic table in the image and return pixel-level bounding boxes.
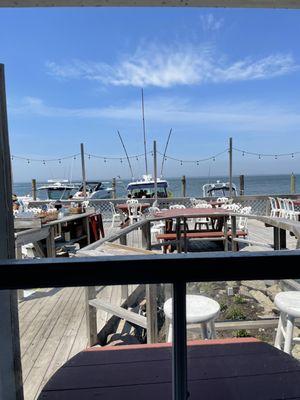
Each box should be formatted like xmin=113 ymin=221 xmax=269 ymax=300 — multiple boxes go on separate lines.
xmin=154 ymin=208 xmax=231 ymax=253
xmin=39 ymin=338 xmax=300 ymax=400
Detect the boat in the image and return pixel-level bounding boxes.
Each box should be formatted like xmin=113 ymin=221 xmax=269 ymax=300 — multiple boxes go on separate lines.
xmin=73 ymin=181 xmax=112 ymax=199
xmin=37 ymin=180 xmax=79 ymax=200
xmin=202 ymin=180 xmax=237 ymax=197
xmin=127 ymin=175 xmax=169 ymax=198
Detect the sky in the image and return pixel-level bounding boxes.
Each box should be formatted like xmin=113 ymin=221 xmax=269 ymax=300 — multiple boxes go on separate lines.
xmin=1 ymin=7 xmax=300 ymax=181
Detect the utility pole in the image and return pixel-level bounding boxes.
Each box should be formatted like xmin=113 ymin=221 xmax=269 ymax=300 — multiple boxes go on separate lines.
xmin=153 ymin=140 xmax=158 ymax=201
xmin=80 ymin=143 xmax=87 ymax=200
xmin=229 ymin=137 xmax=233 ymax=197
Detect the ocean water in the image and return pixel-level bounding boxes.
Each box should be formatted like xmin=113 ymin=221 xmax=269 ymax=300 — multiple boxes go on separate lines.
xmin=13 ymin=174 xmax=299 ymax=199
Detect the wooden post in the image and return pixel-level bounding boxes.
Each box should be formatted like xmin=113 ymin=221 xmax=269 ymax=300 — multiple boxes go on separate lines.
xmin=0 ymin=63 xmax=24 ymax=399
xmin=146 ymin=284 xmax=158 ymax=344
xmin=31 ymin=178 xmax=37 ymax=201
xmin=141 ymin=221 xmax=151 ymax=250
xmin=223 ymin=216 xmax=228 ymax=251
xmin=181 ymin=175 xmax=186 ymax=197
xmin=231 ymin=215 xmax=237 ymax=252
xmin=46 ymin=226 xmax=56 ymax=257
xmin=239 ymin=175 xmax=244 ymax=196
xmin=80 ymin=143 xmax=87 ymax=200
xmin=112 ymin=177 xmax=116 ymax=199
xmin=291 ymin=173 xmax=296 ymax=194
xmin=273 ymin=227 xmax=286 ymax=250
xmin=120 ymin=234 xmax=127 ymax=246
xmin=229 ymin=137 xmax=233 ymax=197
xmin=85 ymin=286 xmax=98 ymax=346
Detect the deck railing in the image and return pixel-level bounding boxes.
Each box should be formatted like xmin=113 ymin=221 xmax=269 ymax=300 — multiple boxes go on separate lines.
xmin=2 ymin=250 xmax=300 ymax=399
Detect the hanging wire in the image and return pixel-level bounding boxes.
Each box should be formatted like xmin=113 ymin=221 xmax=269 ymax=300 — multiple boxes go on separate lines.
xmin=234 ymin=147 xmax=300 ymax=158
xmin=11 ymin=153 xmax=80 ymax=163
xmin=157 ymin=149 xmax=228 ymax=164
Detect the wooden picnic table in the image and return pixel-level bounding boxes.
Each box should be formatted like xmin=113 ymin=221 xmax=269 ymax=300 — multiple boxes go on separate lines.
xmin=154 ymin=208 xmax=230 ymax=253
xmin=292 ymin=199 xmax=300 ymax=206
xmin=39 ymin=338 xmax=300 ymax=399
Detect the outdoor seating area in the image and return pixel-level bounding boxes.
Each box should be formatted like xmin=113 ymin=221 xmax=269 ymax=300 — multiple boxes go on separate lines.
xmin=269 ymin=197 xmax=300 ymax=220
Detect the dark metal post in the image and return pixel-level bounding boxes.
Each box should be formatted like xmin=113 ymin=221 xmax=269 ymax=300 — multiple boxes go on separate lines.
xmin=172 ymin=280 xmax=187 ymax=400
xmin=112 ymin=177 xmax=116 ymax=199
xmin=231 ymin=215 xmax=237 ymax=252
xmin=80 ymin=143 xmax=87 ymax=200
xmin=229 ymin=137 xmax=233 ymax=197
xmin=153 ymin=140 xmax=158 ymax=201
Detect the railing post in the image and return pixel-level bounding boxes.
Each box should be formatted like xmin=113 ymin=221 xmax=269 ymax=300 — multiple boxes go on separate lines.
xmin=31 ymin=178 xmax=37 ymax=201
xmin=239 ymin=175 xmax=244 ymax=196
xmin=120 ymin=234 xmax=127 ymax=246
xmin=231 ymin=215 xmax=237 ymax=252
xmin=146 ymin=284 xmax=158 ymax=344
xmin=85 ymin=286 xmax=98 ymax=346
xmin=112 ymin=177 xmax=116 ymax=199
xmin=141 ymin=221 xmax=151 ymax=250
xmin=0 ymin=63 xmax=24 ymax=400
xmin=291 ymin=173 xmax=296 ymax=194
xmin=172 ymin=280 xmax=187 ymax=400
xmin=181 ymin=175 xmax=186 ymax=197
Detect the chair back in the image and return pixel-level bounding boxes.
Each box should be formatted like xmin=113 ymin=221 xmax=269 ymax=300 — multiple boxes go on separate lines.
xmin=128 ymin=203 xmax=141 ymax=217
xmin=217 ymin=197 xmax=229 ymax=203
xmin=237 ymin=206 xmax=252 ymax=231
xmin=126 ymin=199 xmax=139 ymax=205
xmin=194 ymin=203 xmax=212 ymax=209
xmin=190 ymin=198 xmax=207 ymax=207
xmin=169 ymin=204 xmax=186 ymax=210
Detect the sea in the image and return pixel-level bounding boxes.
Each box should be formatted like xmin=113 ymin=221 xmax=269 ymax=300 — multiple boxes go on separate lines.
xmin=12 ymin=174 xmax=299 ymax=199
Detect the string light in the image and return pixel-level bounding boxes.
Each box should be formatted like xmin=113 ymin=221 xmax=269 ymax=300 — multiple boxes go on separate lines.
xmin=27 ymin=159 xmax=30 ymax=164
xmin=43 ymin=160 xmax=45 ymax=165
xmin=242 ymin=152 xmax=245 ymax=156
xmin=104 ymin=158 xmax=107 ymax=163
xmin=234 ymin=147 xmax=300 ymax=159
xmin=259 ymin=155 xmax=261 ymax=160
xmin=275 ymin=155 xmax=278 ymax=160
xmin=292 ymin=153 xmax=294 ymax=159
xmin=88 ymin=154 xmax=91 ymax=160
xmin=59 ymin=159 xmax=61 ymax=164
xmin=180 ymin=160 xmax=183 ymax=166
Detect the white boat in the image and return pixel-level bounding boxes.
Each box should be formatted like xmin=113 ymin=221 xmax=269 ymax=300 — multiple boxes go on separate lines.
xmin=73 ymin=181 xmax=112 ymax=200
xmin=203 ymin=180 xmax=237 ymax=197
xmin=127 ymin=174 xmax=169 ymax=198
xmin=37 ymin=180 xmax=79 ymax=200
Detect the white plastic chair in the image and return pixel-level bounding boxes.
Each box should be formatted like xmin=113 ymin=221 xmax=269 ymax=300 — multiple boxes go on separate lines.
xmin=217 ymin=197 xmax=229 ymax=204
xmin=169 ymin=204 xmax=186 ymax=210
xmin=277 ymin=198 xmax=287 ymax=218
xmin=109 ymin=202 xmax=123 ymax=229
xmin=127 ymin=203 xmax=142 ymax=224
xmin=126 ymin=199 xmax=139 ymax=205
xmin=284 ymin=199 xmax=300 ymax=221
xmin=190 ymin=198 xmax=207 ymax=207
xmin=193 ymin=203 xmax=212 ymax=230
xmin=269 ymin=197 xmax=280 ymax=217
xmin=237 ymin=206 xmax=252 ymax=233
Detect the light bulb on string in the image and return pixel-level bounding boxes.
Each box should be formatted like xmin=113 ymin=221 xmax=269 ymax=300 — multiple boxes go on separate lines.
xmin=120 ymin=158 xmax=123 ymax=164
xmin=136 ymin=157 xmax=139 ymax=161
xmin=197 ymin=161 xmax=199 ymax=166
xmin=11 ymin=156 xmax=14 ymax=161
xmin=88 ymin=154 xmax=91 ymax=160
xmin=292 ymin=153 xmax=294 ymax=159
xmin=59 ymin=159 xmax=61 ymax=164
xmin=275 ymin=155 xmax=278 ymax=160
xmin=43 ymin=160 xmax=45 ymax=165
xmin=73 ymin=156 xmax=76 ymax=160
xmin=104 ymin=158 xmax=107 ymax=164
xmin=259 ymin=155 xmax=261 ymax=160
xmin=242 ymin=152 xmax=245 ymax=156
xmin=27 ymin=159 xmax=30 ymax=164
xmin=213 ymin=157 xmax=215 ymax=162
xmin=180 ymin=160 xmax=183 ymax=166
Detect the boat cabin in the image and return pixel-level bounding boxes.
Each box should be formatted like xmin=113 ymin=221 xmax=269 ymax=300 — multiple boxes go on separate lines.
xmin=127 ymin=175 xmax=169 ymax=198
xmin=203 ymin=181 xmax=237 ymax=197
xmin=38 ymin=180 xmax=78 ymax=200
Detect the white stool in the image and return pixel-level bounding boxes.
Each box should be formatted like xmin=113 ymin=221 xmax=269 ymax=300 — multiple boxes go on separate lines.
xmin=164 ymin=294 xmax=220 ymax=342
xmin=274 ymin=291 xmax=300 ymax=354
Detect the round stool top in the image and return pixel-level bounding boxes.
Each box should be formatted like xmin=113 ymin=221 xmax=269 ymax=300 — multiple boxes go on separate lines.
xmin=164 ymin=294 xmax=220 ymax=324
xmin=275 ymin=291 xmax=300 ymax=318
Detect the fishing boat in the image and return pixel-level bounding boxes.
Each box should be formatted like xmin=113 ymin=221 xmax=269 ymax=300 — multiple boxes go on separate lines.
xmin=202 ymin=180 xmax=237 ymax=197
xmin=127 ymin=175 xmax=169 ymax=198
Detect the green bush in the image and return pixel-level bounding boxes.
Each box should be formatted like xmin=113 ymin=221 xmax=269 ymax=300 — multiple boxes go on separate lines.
xmin=225 ymin=306 xmax=246 ymax=320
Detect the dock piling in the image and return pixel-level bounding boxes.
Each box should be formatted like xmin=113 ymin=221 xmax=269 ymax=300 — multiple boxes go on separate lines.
xmin=239 ymin=175 xmax=244 ymax=196
xmin=181 ymin=175 xmax=186 ymax=197
xmin=112 ymin=177 xmax=116 ymax=199
xmin=291 ymin=173 xmax=296 ymax=194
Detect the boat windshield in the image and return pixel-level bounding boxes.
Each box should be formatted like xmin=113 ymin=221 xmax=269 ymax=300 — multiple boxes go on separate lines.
xmin=47 ymin=188 xmax=74 ymax=200
xmin=128 ymin=182 xmax=168 ymax=198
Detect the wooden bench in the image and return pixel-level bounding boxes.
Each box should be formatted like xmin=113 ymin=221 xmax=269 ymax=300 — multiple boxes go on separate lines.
xmin=156 ymin=230 xmax=247 ymax=253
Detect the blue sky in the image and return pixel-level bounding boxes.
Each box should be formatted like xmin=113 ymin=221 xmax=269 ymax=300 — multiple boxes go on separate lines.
xmin=1 ymin=7 xmax=300 ymax=181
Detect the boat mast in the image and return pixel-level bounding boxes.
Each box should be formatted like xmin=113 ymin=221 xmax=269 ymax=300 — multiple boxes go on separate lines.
xmin=160 ymin=128 xmax=172 ymax=177
xmin=141 ymin=88 xmax=148 ymax=175
xmin=117 ymin=130 xmax=134 ymax=180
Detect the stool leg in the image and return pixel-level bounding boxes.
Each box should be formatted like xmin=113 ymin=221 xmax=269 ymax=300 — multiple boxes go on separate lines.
xmin=284 ymin=315 xmax=294 ymax=354
xmin=200 ymin=323 xmax=209 ymax=339
xmin=275 ymin=313 xmax=284 ymax=350
xmin=167 ymin=323 xmax=172 ymax=343
xmin=209 ymin=320 xmax=217 ymax=339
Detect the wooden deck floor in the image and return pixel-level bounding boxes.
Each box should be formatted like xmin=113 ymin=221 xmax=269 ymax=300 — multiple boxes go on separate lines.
xmin=18 ymin=284 xmax=137 ymax=400
xmin=18 ymin=217 xmax=297 ymax=400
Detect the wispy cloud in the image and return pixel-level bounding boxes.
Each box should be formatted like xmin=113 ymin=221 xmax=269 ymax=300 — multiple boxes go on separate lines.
xmin=9 ymin=96 xmax=300 ymax=134
xmin=46 ymin=43 xmax=298 ymax=88
xmin=200 ymin=14 xmax=224 ymax=32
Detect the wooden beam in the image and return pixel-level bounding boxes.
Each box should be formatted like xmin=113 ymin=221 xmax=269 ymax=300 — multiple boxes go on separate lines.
xmin=0 ymin=0 xmax=300 ymax=8
xmin=146 ymin=284 xmax=158 ymax=343
xmin=89 ymin=298 xmax=147 ymax=328
xmin=85 ymin=286 xmax=98 ymax=346
xmin=0 ymin=64 xmax=23 ymax=400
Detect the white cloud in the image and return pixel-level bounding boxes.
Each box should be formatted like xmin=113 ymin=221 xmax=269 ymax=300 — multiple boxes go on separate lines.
xmin=9 ymin=96 xmax=300 ymax=134
xmin=200 ymin=14 xmax=224 ymax=32
xmin=46 ymin=44 xmax=298 ymax=88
